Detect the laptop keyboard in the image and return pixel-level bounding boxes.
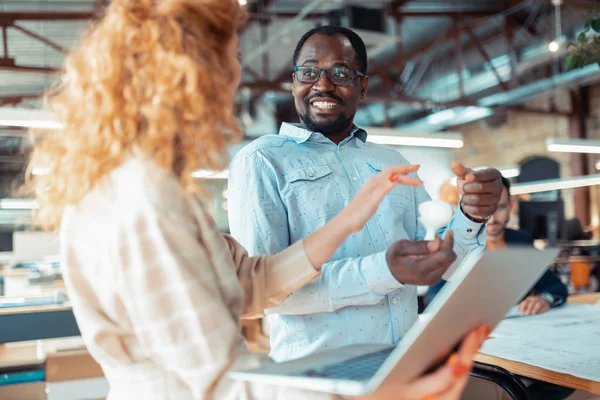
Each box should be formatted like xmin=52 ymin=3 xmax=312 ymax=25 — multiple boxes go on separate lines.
xmin=294 ymin=348 xmax=395 ymax=381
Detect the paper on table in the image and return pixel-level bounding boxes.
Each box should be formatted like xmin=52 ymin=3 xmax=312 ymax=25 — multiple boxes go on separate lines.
xmin=503 ymin=306 xmax=524 ymax=320
xmin=494 ymin=303 xmax=600 ymax=338
xmin=482 ymin=304 xmax=600 ymax=382
xmin=481 ymin=337 xmax=600 ymax=382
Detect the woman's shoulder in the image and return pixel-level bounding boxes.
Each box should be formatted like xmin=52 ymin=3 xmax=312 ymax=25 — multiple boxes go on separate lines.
xmin=65 ymin=157 xmax=191 ymax=227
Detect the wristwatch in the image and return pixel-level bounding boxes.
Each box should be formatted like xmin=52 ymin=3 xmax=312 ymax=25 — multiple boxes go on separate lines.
xmin=459 ymin=200 xmax=490 ymax=224
xmin=540 ymin=292 xmax=557 ymax=307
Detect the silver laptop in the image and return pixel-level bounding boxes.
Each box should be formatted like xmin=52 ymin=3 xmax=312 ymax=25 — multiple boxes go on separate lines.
xmin=229 ymin=247 xmax=559 ymax=396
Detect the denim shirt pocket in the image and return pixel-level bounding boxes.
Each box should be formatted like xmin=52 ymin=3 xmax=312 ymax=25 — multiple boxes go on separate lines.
xmin=284 ymin=165 xmax=344 ymax=221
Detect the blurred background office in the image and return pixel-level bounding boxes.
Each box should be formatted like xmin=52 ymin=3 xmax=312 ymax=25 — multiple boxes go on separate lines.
xmin=1 ymin=1 xmax=600 ymax=399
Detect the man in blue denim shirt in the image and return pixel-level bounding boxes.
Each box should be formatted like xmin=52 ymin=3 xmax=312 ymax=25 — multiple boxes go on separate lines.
xmin=228 ymin=26 xmax=502 ymax=362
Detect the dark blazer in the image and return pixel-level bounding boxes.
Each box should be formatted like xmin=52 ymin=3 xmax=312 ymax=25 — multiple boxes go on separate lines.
xmin=426 ymin=228 xmax=568 ymax=306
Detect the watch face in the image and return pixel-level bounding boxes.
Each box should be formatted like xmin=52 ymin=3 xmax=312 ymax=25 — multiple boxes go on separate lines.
xmin=541 ymin=293 xmax=555 ymax=305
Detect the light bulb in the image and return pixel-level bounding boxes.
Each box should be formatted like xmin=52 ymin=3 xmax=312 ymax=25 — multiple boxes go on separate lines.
xmin=418 ymin=200 xmax=454 ymax=241
xmin=549 ymin=40 xmax=560 ymax=53
xmin=239 ymin=0 xmax=247 ymax=5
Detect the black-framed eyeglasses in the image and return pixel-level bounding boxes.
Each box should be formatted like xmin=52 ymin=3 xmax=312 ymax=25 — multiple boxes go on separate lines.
xmin=293 ymin=66 xmax=365 ymax=87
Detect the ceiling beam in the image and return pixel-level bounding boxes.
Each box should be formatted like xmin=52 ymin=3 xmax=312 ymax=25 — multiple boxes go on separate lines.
xmin=0 ymin=12 xmax=94 ymax=21
xmin=393 ymin=10 xmax=504 ymax=17
xmin=0 ymin=94 xmax=42 ymax=106
xmin=507 ymin=13 xmax=540 ymax=37
xmin=371 ymin=16 xmax=493 ymax=76
xmin=505 ymin=19 xmax=520 ymax=89
xmin=249 ymin=9 xmax=502 ymax=22
xmin=372 ymin=0 xmax=536 ymax=77
xmin=10 ymin=23 xmax=67 ymax=54
xmin=465 ymin=27 xmax=510 ymax=91
xmin=0 ymin=63 xmax=59 ymax=75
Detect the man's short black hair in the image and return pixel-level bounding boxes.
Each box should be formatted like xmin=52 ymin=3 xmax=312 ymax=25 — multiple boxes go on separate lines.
xmin=292 ymin=25 xmax=368 ymax=74
xmin=501 ymin=176 xmax=511 ymax=195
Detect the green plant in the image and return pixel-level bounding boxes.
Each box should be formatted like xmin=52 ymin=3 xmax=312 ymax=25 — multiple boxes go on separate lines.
xmin=564 ymin=2 xmax=600 ymax=70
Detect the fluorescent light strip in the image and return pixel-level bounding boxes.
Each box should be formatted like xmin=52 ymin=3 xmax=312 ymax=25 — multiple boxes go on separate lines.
xmin=0 ymin=198 xmax=39 ymax=210
xmin=364 ymin=127 xmax=464 ymax=149
xmin=33 ymin=166 xmax=228 ymax=180
xmin=546 ymin=138 xmax=600 ymax=154
xmin=191 ymin=169 xmax=229 ymax=179
xmin=0 ymin=120 xmax=63 ymax=129
xmin=32 ymin=167 xmax=50 ymax=175
xmin=367 ymin=136 xmax=464 ymax=148
xmin=511 ymin=174 xmax=600 ymax=195
xmin=0 ymin=108 xmax=63 ymax=130
xmin=499 ymin=167 xmax=520 ymax=179
xmin=427 ymin=109 xmax=456 ymax=125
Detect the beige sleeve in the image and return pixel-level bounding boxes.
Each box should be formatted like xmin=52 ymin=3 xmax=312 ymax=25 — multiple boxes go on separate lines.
xmin=223 ymin=234 xmax=320 ymax=319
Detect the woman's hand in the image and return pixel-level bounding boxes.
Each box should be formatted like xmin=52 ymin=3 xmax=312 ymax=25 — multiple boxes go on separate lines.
xmin=360 ymin=325 xmax=491 ymax=400
xmin=303 ymin=165 xmax=421 ymax=269
xmin=341 ymin=165 xmax=422 ymax=234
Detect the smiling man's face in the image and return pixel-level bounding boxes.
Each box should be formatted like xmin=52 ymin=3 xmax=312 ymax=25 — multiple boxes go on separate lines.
xmin=292 ymin=33 xmax=368 ymax=139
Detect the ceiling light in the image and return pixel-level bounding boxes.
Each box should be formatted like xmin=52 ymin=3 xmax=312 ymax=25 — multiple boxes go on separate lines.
xmin=238 ymin=0 xmax=248 ymax=5
xmin=551 ymin=0 xmax=563 ymax=53
xmin=498 ymin=167 xmax=521 ymax=179
xmin=427 ymin=109 xmax=456 ymax=125
xmin=191 ymin=169 xmax=229 ymax=179
xmin=0 ymin=108 xmax=63 ymax=130
xmin=368 ymin=136 xmax=464 ymax=148
xmin=511 ymin=174 xmax=600 ymax=195
xmin=32 ymin=167 xmax=49 ymax=175
xmin=547 ymin=138 xmax=600 ymax=154
xmin=0 ymin=198 xmax=39 ymax=210
xmin=400 ymin=106 xmax=493 ymax=131
xmin=365 ymin=128 xmax=464 ymax=149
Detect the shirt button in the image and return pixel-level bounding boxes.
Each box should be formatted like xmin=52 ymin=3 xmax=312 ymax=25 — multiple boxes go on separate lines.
xmin=467 ymin=228 xmax=473 ymax=233
xmin=391 ymin=297 xmax=398 ymax=304
xmin=353 ymin=176 xmax=358 ymax=182
xmin=308 ymin=172 xmax=314 ymax=178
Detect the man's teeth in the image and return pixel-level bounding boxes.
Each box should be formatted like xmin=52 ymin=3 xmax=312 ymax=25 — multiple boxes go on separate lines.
xmin=312 ymin=101 xmax=338 ymax=109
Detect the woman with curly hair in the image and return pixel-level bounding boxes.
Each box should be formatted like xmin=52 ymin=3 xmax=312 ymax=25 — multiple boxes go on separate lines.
xmin=27 ymin=0 xmax=487 ymax=399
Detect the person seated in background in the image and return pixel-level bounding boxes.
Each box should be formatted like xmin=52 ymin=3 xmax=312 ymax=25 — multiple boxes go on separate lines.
xmin=428 ymin=177 xmax=568 ymax=314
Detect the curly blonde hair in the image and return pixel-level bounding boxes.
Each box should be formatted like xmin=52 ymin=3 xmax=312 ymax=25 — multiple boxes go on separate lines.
xmin=27 ymin=0 xmax=247 ymax=231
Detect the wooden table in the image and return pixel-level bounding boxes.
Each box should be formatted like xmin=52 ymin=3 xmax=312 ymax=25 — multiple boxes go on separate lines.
xmin=0 ymin=304 xmax=105 ymax=399
xmin=474 ymin=293 xmax=600 ymax=395
xmin=552 ymin=256 xmax=600 ymax=264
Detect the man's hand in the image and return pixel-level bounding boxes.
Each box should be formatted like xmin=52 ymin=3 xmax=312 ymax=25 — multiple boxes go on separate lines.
xmin=452 ymin=162 xmax=502 ymax=222
xmin=518 ymin=295 xmax=551 ymax=315
xmin=385 ymin=232 xmax=457 ymax=286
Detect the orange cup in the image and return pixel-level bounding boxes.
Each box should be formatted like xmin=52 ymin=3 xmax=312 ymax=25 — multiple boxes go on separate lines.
xmin=571 ymin=261 xmax=590 ymax=290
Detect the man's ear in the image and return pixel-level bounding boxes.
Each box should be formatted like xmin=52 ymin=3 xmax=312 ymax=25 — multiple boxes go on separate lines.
xmin=360 ymin=75 xmax=369 ymax=100
xmin=510 ymin=196 xmax=517 ymax=213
